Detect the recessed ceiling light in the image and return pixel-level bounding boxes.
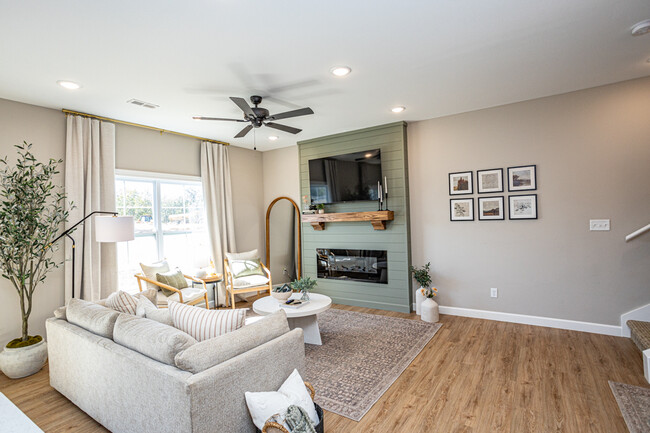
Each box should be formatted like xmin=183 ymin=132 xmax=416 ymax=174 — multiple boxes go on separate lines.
xmin=268 ymin=136 xmax=279 ymax=141
xmin=330 ymin=66 xmax=352 ymax=77
xmin=57 ymin=80 xmax=81 ymax=90
xmin=391 ymin=106 xmax=405 ymax=113
xmin=365 ymin=153 xmax=372 ymax=158
xmin=631 ymin=19 xmax=650 ymax=36
xmin=192 ymin=117 xmax=201 ymax=121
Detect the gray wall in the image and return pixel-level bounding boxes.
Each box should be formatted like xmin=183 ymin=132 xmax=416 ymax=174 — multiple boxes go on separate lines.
xmin=408 ymin=76 xmax=650 ymax=325
xmin=298 ymin=122 xmax=412 ymax=313
xmin=0 ymin=98 xmax=265 ymax=346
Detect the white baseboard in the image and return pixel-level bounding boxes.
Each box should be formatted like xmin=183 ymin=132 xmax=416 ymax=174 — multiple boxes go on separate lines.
xmin=620 ymin=303 xmax=650 ymax=337
xmin=433 ymin=305 xmax=621 ymax=336
xmin=644 ymin=349 xmax=650 ymax=384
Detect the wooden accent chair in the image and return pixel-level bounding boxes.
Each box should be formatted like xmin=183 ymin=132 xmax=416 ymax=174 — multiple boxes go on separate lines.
xmin=134 ymin=272 xmax=209 ymax=309
xmin=223 ymin=250 xmax=272 ymax=309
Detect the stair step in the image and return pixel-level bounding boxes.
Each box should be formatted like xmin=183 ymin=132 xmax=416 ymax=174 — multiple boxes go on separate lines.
xmin=627 ymin=320 xmax=650 ymax=352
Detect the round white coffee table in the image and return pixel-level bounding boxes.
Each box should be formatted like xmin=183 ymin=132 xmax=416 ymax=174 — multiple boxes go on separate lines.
xmin=253 ymin=293 xmax=332 ymax=345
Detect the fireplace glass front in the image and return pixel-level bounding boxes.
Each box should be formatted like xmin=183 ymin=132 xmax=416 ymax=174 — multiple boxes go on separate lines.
xmin=316 ymin=249 xmax=388 ymax=284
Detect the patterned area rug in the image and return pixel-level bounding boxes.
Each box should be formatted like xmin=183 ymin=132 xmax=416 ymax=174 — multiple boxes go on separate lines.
xmin=304 ymin=309 xmax=442 ymax=421
xmin=609 ymin=381 xmax=650 ymax=433
xmin=0 ymin=392 xmax=43 ymax=433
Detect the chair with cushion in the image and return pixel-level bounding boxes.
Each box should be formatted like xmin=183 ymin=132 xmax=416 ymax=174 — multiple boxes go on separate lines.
xmin=135 ymin=260 xmax=209 ymax=309
xmin=224 ymin=249 xmax=272 ymax=309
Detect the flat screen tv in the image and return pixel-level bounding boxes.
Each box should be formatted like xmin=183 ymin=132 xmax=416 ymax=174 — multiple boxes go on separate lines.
xmin=308 ymin=149 xmax=381 ymax=204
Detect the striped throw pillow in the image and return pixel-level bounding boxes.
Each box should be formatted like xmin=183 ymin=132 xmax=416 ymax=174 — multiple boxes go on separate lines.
xmin=168 ymin=301 xmax=246 ymax=341
xmin=105 ymin=290 xmax=138 ymax=315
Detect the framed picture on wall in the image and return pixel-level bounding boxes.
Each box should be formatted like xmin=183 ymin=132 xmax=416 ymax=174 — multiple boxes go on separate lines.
xmin=450 ymin=198 xmax=474 ymax=221
xmin=478 ymin=196 xmax=504 ymax=220
xmin=477 ymin=168 xmax=503 ymax=193
xmin=449 ymin=171 xmax=473 ymax=195
xmin=508 ymin=194 xmax=538 ymax=220
xmin=507 ymin=165 xmax=537 ymax=191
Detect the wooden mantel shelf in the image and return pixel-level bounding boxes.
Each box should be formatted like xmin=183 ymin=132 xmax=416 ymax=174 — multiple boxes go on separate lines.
xmin=302 ymin=210 xmax=394 ymax=231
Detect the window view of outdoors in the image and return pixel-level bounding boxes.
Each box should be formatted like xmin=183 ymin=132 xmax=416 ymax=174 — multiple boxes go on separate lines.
xmin=115 ymin=177 xmax=211 ymax=292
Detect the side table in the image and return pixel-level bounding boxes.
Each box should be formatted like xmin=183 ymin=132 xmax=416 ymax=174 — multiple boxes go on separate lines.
xmin=191 ymin=274 xmax=224 ymax=309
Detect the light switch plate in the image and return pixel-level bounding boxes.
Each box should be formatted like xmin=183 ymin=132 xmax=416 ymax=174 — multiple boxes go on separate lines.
xmin=590 ymin=219 xmax=610 ymax=231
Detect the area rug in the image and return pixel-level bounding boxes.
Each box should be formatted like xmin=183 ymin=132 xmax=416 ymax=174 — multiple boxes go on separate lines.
xmin=609 ymin=381 xmax=650 ymax=433
xmin=304 ymin=309 xmax=441 ymax=421
xmin=0 ymin=392 xmax=43 ymax=433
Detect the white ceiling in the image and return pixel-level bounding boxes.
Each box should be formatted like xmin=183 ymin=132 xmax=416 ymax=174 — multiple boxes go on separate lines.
xmin=1 ymin=0 xmax=649 ymax=151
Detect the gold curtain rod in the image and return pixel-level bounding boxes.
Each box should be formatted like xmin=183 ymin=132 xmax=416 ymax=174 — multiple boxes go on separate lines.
xmin=61 ymin=109 xmax=230 ymax=146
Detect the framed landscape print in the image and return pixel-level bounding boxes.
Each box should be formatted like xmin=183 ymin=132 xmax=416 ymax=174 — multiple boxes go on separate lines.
xmin=450 ymin=198 xmax=474 ymax=221
xmin=478 ymin=196 xmax=504 ymax=220
xmin=508 ymin=194 xmax=538 ymax=220
xmin=449 ymin=171 xmax=473 ymax=195
xmin=477 ymin=168 xmax=503 ymax=193
xmin=507 ymin=165 xmax=536 ymax=191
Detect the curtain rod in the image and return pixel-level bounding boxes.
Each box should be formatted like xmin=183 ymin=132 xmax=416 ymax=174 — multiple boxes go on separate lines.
xmin=61 ymin=109 xmax=230 ymax=146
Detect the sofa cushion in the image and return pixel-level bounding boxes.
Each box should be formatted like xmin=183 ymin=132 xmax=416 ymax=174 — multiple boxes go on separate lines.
xmin=140 ymin=260 xmax=170 ymax=290
xmin=66 ymin=298 xmax=121 ymax=339
xmin=136 ymin=295 xmax=173 ymax=326
xmin=156 ymin=269 xmax=189 ymax=296
xmin=168 ymin=301 xmax=246 ymax=342
xmin=105 ymin=290 xmax=138 ymax=315
xmin=175 ymin=309 xmax=289 ymax=374
xmin=113 ymin=314 xmax=197 ymax=365
xmin=233 ymin=274 xmax=270 ymax=288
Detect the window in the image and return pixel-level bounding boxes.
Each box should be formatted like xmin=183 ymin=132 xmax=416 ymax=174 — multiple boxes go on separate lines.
xmin=115 ymin=174 xmax=211 ymax=291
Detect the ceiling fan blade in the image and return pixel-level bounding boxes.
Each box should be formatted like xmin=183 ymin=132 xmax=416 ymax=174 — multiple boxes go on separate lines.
xmin=234 ymin=124 xmax=254 ymax=138
xmin=230 ymin=97 xmax=255 ymax=118
xmin=268 ymin=107 xmax=314 ymax=121
xmin=193 ymin=116 xmax=247 ymax=122
xmin=266 ymin=122 xmax=302 ymax=134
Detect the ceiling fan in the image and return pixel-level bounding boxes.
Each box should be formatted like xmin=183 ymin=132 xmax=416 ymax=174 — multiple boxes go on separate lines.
xmin=193 ymin=95 xmax=314 ymax=138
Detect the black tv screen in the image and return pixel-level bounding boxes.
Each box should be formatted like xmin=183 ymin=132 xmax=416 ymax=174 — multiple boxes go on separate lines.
xmin=308 ymin=149 xmax=381 ymax=204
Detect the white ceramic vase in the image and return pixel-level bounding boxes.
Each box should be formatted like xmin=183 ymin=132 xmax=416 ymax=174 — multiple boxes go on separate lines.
xmin=415 ymin=287 xmax=425 ymax=315
xmin=0 ymin=339 xmax=48 ymax=379
xmin=421 ymin=298 xmax=439 ymax=323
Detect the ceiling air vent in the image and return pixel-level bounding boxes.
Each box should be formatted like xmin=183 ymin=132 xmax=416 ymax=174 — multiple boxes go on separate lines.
xmin=127 ymin=99 xmax=159 ymax=109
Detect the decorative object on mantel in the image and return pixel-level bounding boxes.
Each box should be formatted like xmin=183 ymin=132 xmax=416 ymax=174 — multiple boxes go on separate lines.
xmin=409 ymin=262 xmax=432 ymax=315
xmin=450 ymin=198 xmax=474 ymax=221
xmin=292 ymin=277 xmax=317 ymax=301
xmin=449 ymin=171 xmax=473 ymax=195
xmin=507 ymin=165 xmax=536 ymax=192
xmin=420 ymin=287 xmax=439 ymax=323
xmin=302 ymin=210 xmax=394 ymax=231
xmin=316 ymin=204 xmax=325 ymax=214
xmin=0 ymin=143 xmax=68 ymax=379
xmin=383 ymin=175 xmax=390 ymax=211
xmin=508 ymin=194 xmax=538 ymax=220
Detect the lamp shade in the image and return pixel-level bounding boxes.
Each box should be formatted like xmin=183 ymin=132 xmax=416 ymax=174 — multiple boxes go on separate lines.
xmin=95 ymin=216 xmax=135 ymax=243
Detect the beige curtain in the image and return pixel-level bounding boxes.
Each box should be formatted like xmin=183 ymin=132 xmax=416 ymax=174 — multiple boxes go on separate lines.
xmin=201 ymin=142 xmax=237 ymax=306
xmin=64 ymin=115 xmax=117 ymax=302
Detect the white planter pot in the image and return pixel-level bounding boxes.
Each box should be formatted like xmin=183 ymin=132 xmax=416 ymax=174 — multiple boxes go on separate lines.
xmin=318 ymin=209 xmax=325 ymax=214
xmin=421 ymin=298 xmax=439 ymax=323
xmin=0 ymin=339 xmax=48 ymax=379
xmin=415 ymin=287 xmax=425 ymax=315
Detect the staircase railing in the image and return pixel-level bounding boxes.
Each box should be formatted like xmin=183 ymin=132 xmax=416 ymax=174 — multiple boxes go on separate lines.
xmin=626 ymin=223 xmax=650 ymax=242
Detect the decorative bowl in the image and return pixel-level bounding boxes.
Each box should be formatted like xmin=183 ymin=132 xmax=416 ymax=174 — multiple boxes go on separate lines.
xmin=271 ymin=290 xmax=292 ymax=302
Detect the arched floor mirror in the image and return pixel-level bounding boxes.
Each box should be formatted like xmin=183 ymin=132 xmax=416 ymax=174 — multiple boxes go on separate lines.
xmin=266 ymin=197 xmax=302 ymax=285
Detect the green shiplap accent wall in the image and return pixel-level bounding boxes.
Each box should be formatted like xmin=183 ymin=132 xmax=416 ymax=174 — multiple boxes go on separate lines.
xmin=298 ymin=122 xmax=412 ymax=313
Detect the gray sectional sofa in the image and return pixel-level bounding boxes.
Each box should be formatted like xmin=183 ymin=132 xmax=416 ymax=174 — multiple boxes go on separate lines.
xmin=46 ymin=300 xmax=305 ymax=433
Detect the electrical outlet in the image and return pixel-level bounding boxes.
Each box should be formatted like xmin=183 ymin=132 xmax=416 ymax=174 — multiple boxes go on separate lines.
xmin=490 ymin=288 xmax=498 ymax=298
xmin=590 ymin=219 xmax=610 ymax=231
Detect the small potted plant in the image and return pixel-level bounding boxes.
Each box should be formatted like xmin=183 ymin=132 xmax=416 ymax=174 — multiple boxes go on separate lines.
xmin=409 ymin=262 xmax=431 ymax=315
xmin=420 ymin=286 xmax=439 ymax=323
xmin=291 ymin=276 xmax=317 ymax=301
xmin=317 ymin=203 xmax=325 ymax=214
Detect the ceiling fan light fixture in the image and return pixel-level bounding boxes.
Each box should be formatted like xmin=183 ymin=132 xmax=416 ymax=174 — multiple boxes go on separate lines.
xmin=330 ymin=66 xmax=352 ymax=77
xmin=631 ymin=19 xmax=650 ymax=36
xmin=268 ymin=135 xmax=279 ymax=141
xmin=57 ymin=80 xmax=81 ymax=90
xmin=391 ymin=106 xmax=406 ymax=113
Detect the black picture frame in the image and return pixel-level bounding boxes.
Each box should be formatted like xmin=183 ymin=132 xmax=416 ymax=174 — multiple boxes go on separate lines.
xmin=477 ymin=168 xmax=504 ymax=194
xmin=449 ymin=171 xmax=473 ymax=195
xmin=478 ymin=196 xmax=505 ymax=220
xmin=507 ymin=165 xmax=537 ymax=192
xmin=508 ymin=194 xmax=538 ymax=220
xmin=450 ymin=198 xmax=474 ymax=221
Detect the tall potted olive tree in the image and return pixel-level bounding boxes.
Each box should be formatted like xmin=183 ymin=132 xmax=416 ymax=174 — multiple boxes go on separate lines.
xmin=0 ymin=142 xmax=68 ymax=379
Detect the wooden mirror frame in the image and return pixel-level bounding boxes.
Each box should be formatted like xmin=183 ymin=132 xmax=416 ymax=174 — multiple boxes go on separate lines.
xmin=265 ymin=196 xmax=302 ymax=279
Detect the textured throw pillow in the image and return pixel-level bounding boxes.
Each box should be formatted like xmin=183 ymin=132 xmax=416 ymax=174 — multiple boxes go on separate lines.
xmin=230 ymin=258 xmax=265 ymax=278
xmin=136 ymin=295 xmax=173 ymax=326
xmin=245 ymin=369 xmax=319 ymax=430
xmin=105 ymin=290 xmax=138 ymax=315
xmin=168 ymin=301 xmax=246 ymax=341
xmin=134 ymin=288 xmax=158 ymax=305
xmin=156 ymin=269 xmax=189 ymax=296
xmin=225 ymin=249 xmax=259 ymax=262
xmin=140 ymin=260 xmax=170 ymax=290
xmin=66 ymin=299 xmax=121 ymax=339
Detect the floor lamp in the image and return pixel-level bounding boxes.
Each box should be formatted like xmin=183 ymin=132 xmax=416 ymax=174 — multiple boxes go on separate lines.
xmin=51 ymin=211 xmax=134 ymax=299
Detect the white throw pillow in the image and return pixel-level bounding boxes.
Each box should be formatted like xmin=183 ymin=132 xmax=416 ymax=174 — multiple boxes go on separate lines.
xmin=225 ymin=249 xmax=259 ymax=262
xmin=140 ymin=260 xmax=170 ymax=290
xmin=136 ymin=295 xmax=173 ymax=326
xmin=245 ymin=369 xmax=319 ymax=430
xmin=233 ymin=275 xmax=269 ymax=288
xmin=168 ymin=301 xmax=246 ymax=341
xmin=105 ymin=290 xmax=138 ymax=315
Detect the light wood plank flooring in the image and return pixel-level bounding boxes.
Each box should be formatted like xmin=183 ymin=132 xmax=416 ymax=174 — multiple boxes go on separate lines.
xmin=0 ymin=302 xmax=646 ymax=433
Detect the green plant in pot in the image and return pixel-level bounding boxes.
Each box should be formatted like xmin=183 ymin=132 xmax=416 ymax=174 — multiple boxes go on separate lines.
xmin=316 ymin=203 xmax=325 ymax=214
xmin=0 ymin=143 xmax=69 ymax=379
xmin=291 ymin=276 xmax=317 ymax=301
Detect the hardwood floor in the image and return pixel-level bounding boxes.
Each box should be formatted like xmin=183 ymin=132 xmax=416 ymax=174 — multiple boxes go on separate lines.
xmin=1 ymin=302 xmax=646 ymax=433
